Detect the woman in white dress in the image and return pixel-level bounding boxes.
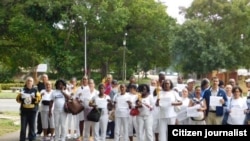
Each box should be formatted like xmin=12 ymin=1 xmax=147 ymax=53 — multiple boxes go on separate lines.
xmin=177 ymin=88 xmax=190 ymax=125
xmin=226 ymin=86 xmax=248 ymax=125
xmin=155 ymin=79 xmax=182 ymax=141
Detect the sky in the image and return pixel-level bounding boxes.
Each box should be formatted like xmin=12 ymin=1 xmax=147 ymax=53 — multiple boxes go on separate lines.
xmin=159 ymin=0 xmax=194 ymax=24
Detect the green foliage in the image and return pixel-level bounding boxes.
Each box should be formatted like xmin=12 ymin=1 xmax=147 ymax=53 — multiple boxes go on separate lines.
xmin=0 ymin=83 xmax=24 ymax=90
xmin=171 ymin=0 xmax=250 ymax=76
xmin=0 ymin=0 xmax=175 ymax=80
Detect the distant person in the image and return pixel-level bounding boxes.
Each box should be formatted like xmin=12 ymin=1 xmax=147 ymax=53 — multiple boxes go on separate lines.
xmin=228 ymin=78 xmax=237 ymax=87
xmin=176 ymin=76 xmax=186 ymax=94
xmin=103 ymin=74 xmax=113 ymax=95
xmin=219 ymin=80 xmax=225 ymax=89
xmin=126 ymin=76 xmax=138 ymax=92
xmin=201 ymin=78 xmax=210 ymax=97
xmin=106 ymin=79 xmax=119 ymax=139
xmin=149 ymin=79 xmax=157 ymax=95
xmin=186 ymin=79 xmax=195 ymax=98
xmin=245 ymin=78 xmax=250 ymax=124
xmin=16 ymin=77 xmax=41 ymax=141
xmin=222 ymin=84 xmax=233 ymax=125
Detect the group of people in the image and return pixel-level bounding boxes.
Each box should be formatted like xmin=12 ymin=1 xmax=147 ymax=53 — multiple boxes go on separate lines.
xmin=16 ymin=73 xmax=250 ymax=141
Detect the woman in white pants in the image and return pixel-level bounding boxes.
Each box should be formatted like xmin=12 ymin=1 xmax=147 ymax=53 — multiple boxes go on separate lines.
xmin=89 ymin=84 xmax=112 ymax=141
xmin=156 ymin=79 xmax=182 ymax=141
xmin=83 ymin=79 xmax=99 ymax=141
xmin=114 ymin=84 xmax=132 ymax=141
xmin=128 ymin=84 xmax=139 ymax=141
xmin=49 ymin=79 xmax=70 ymax=141
xmin=136 ymin=84 xmax=154 ymax=141
xmin=66 ymin=77 xmax=79 ymax=139
xmin=40 ymin=81 xmax=55 ymax=140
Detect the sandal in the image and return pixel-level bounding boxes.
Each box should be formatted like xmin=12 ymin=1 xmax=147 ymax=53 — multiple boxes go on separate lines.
xmin=76 ymin=136 xmax=82 ymax=141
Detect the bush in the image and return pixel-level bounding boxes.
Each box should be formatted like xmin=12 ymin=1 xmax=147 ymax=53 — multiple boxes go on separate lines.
xmin=0 ymin=83 xmax=24 ymax=90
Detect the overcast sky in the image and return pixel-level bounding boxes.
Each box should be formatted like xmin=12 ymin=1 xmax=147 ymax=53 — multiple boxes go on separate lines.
xmin=160 ymin=0 xmax=194 ymax=24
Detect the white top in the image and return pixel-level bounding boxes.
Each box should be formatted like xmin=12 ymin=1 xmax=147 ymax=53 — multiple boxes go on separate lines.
xmin=152 ymin=95 xmax=160 ymax=119
xmin=227 ymin=97 xmax=247 ymax=125
xmin=50 ymin=89 xmax=70 ymax=111
xmin=129 ymin=93 xmax=139 ymax=108
xmin=158 ymin=90 xmax=181 ymax=118
xmin=138 ymin=94 xmax=154 ymax=116
xmin=75 ymin=85 xmax=90 ymax=106
xmin=40 ymin=89 xmax=53 ymax=111
xmin=92 ymin=95 xmax=111 ymax=115
xmin=114 ymin=92 xmax=131 ymax=117
xmin=181 ymin=97 xmax=190 ymax=108
xmin=149 ymin=86 xmax=156 ymax=95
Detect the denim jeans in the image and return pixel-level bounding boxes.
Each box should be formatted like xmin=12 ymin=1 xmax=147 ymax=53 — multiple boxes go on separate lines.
xmin=20 ymin=111 xmax=37 ymax=141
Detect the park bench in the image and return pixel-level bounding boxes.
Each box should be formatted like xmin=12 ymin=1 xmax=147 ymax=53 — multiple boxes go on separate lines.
xmin=10 ymin=87 xmax=23 ymax=93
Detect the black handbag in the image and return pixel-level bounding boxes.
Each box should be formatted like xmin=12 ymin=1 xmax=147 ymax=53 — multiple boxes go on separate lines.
xmin=87 ymin=108 xmax=102 ymax=122
xmin=42 ymin=100 xmax=50 ymax=105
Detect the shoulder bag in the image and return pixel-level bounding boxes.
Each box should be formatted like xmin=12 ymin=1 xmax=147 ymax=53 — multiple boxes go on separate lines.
xmin=87 ymin=108 xmax=102 ymax=122
xmin=64 ymin=99 xmax=84 ymax=115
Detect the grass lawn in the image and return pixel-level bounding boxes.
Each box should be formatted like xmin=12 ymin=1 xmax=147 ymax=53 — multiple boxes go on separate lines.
xmin=0 ymin=91 xmax=17 ymax=99
xmin=0 ymin=111 xmax=20 ymax=136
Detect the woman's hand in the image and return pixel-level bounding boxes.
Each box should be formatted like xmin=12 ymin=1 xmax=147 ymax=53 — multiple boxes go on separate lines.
xmin=136 ymin=100 xmax=142 ymax=108
xmin=155 ymin=99 xmax=160 ymax=106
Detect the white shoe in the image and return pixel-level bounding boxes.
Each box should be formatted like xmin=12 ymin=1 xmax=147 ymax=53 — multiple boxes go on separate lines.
xmin=73 ymin=134 xmax=78 ymax=139
xmin=50 ymin=136 xmax=54 ymax=141
xmin=66 ymin=134 xmax=71 ymax=139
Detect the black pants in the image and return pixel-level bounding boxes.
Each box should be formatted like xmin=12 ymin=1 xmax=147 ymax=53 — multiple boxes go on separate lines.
xmin=36 ymin=112 xmax=43 ymax=134
xmin=20 ymin=111 xmax=37 ymax=141
xmin=107 ymin=121 xmax=115 ymax=138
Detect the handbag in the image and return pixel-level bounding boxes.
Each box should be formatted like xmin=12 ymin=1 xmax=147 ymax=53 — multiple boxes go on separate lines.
xmin=87 ymin=108 xmax=102 ymax=122
xmin=64 ymin=99 xmax=84 ymax=115
xmin=130 ymin=108 xmax=140 ymax=116
xmin=42 ymin=100 xmax=50 ymax=106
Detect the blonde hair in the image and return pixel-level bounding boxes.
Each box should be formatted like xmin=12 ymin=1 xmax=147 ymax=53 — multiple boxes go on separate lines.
xmin=26 ymin=76 xmax=34 ymax=83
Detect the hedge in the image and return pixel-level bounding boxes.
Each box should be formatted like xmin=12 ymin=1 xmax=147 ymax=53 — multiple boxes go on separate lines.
xmin=0 ymin=83 xmax=25 ymax=90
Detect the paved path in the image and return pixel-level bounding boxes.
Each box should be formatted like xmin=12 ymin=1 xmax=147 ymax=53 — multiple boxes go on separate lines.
xmin=0 ymin=130 xmax=135 ymax=141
